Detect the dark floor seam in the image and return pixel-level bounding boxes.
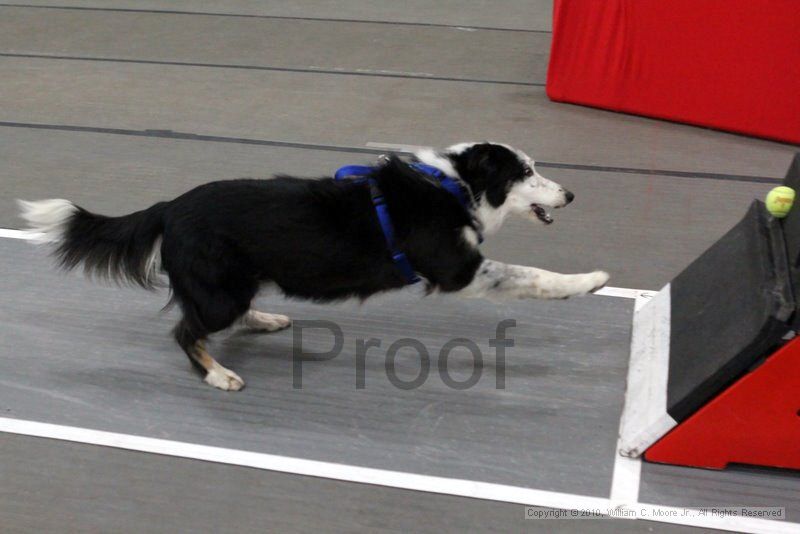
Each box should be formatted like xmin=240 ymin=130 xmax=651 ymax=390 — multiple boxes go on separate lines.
xmin=0 ymin=3 xmax=551 ymax=33
xmin=0 ymin=121 xmax=781 ymax=183
xmin=0 ymin=52 xmax=543 ymax=87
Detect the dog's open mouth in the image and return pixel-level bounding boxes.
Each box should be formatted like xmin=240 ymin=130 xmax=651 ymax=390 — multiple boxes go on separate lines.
xmin=531 ymin=204 xmax=553 ymax=225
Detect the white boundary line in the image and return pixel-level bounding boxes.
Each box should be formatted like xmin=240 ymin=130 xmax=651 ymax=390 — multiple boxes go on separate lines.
xmin=594 ymin=286 xmax=644 ymax=300
xmin=0 ymin=228 xmax=32 ymax=239
xmin=0 ymin=417 xmax=794 ymax=533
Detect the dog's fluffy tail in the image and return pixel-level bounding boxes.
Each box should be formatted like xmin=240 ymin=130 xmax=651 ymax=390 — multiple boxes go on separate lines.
xmin=17 ymin=198 xmax=169 ymax=289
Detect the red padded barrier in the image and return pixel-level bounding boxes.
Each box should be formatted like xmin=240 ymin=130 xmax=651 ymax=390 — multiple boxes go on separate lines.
xmin=546 ymin=0 xmax=800 ymax=144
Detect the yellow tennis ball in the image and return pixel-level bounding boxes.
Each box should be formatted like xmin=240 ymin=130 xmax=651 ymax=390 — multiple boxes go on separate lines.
xmin=765 ymin=186 xmax=795 ymax=218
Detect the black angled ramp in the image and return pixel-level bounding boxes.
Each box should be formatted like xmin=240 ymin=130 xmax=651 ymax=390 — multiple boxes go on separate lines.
xmin=666 ymin=200 xmax=794 ymax=421
xmin=779 ymin=153 xmax=800 ymax=299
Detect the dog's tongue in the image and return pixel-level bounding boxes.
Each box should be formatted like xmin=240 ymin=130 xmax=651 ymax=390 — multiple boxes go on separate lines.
xmin=532 ymin=204 xmax=553 ymax=224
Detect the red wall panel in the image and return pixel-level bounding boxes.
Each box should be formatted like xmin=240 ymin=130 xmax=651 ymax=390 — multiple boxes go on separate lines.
xmin=546 ymin=0 xmax=800 ymax=144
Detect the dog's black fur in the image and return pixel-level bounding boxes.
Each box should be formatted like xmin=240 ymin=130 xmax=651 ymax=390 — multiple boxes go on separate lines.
xmin=48 ymin=144 xmax=531 ymax=376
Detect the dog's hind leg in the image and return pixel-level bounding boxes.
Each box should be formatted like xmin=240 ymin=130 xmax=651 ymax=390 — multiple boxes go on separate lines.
xmin=169 ymin=277 xmax=258 ymax=391
xmin=175 ymin=325 xmax=245 ymax=391
xmin=161 ymin=225 xmax=262 ymax=390
xmin=240 ymin=310 xmax=292 ymax=332
xmin=459 ymin=259 xmax=609 ymax=300
xmin=173 ymin=318 xmax=246 ymax=391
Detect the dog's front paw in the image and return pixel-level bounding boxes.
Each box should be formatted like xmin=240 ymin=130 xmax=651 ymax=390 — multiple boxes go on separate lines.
xmin=567 ymin=270 xmax=609 ymax=297
xmin=587 ymin=270 xmax=610 ymax=293
xmin=546 ymin=270 xmax=610 ymax=299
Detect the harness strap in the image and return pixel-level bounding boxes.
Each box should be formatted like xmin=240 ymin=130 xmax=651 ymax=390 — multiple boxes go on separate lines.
xmin=335 ymin=164 xmax=479 ymax=225
xmin=333 ymin=161 xmax=480 ymax=285
xmin=334 ymin=166 xmax=419 ymax=284
xmin=367 ymin=179 xmax=419 ymax=284
xmin=409 ymin=164 xmax=470 ymax=212
xmin=409 ymin=164 xmax=483 ymax=243
xmin=334 ymin=165 xmax=374 ymax=181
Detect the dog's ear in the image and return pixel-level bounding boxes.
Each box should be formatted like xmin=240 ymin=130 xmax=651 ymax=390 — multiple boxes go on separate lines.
xmin=455 ymin=143 xmax=491 ymax=189
xmin=463 ymin=143 xmax=496 ymax=174
xmin=456 ymin=143 xmax=520 ymax=207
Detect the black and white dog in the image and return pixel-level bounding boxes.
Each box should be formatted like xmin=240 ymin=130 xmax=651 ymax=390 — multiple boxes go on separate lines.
xmin=19 ymin=142 xmax=609 ymax=391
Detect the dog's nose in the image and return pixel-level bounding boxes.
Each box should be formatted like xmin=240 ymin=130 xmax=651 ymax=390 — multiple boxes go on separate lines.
xmin=565 ymin=190 xmax=575 ymax=204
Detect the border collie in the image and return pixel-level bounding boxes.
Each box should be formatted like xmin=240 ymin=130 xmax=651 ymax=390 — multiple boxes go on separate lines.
xmin=18 ymin=142 xmax=609 ymax=391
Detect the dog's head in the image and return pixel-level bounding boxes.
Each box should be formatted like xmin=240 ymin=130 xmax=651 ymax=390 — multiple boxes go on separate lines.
xmin=415 ymin=142 xmax=573 ymax=234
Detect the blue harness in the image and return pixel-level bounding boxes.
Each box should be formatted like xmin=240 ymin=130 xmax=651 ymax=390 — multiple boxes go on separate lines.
xmin=334 ymin=162 xmax=482 ymax=285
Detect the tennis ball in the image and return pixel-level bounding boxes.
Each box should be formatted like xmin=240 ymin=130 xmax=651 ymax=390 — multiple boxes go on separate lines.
xmin=765 ymin=186 xmax=795 ymax=218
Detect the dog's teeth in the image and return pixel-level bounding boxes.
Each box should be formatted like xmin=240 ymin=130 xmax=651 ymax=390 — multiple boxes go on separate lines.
xmin=531 ymin=204 xmax=553 ymax=224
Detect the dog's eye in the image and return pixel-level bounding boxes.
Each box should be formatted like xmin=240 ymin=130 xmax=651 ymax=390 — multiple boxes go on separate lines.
xmin=523 ymin=166 xmax=534 ymax=177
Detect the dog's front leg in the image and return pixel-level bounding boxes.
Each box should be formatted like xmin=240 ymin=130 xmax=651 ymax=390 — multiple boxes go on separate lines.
xmin=460 ymin=259 xmax=609 ymax=300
